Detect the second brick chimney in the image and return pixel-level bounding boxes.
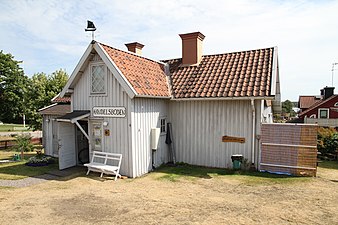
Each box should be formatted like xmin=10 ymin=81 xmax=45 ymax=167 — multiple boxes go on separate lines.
xmin=179 ymin=32 xmax=205 ymax=66
xmin=125 ymin=42 xmax=144 ymax=55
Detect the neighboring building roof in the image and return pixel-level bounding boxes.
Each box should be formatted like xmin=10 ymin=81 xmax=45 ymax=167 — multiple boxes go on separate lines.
xmin=100 ymin=43 xmax=170 ymax=97
xmin=163 ymin=48 xmax=274 ymax=98
xmin=299 ymin=94 xmax=337 ymax=117
xmin=38 ymin=104 xmax=71 ymax=115
xmin=298 ymin=96 xmax=320 ymax=109
xmin=52 ymin=97 xmax=71 ymax=103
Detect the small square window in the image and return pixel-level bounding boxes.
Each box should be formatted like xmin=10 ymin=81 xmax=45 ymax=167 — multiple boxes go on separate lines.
xmin=319 ymin=109 xmax=328 ymax=118
xmin=160 ymin=118 xmax=166 ymax=133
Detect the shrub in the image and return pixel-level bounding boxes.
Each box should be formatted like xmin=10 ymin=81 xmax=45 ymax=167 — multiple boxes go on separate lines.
xmin=14 ymin=134 xmax=34 ymax=152
xmin=26 ymin=154 xmax=56 ymax=166
xmin=317 ymin=127 xmax=338 ymax=158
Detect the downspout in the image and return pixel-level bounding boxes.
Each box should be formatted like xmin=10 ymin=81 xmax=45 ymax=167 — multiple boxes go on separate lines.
xmin=251 ymin=99 xmax=256 ymax=165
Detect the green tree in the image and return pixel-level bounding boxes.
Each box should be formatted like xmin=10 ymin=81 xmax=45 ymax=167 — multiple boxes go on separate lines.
xmin=282 ymin=100 xmax=296 ymax=118
xmin=0 ymin=51 xmax=29 ymax=123
xmin=317 ymin=127 xmax=338 ymax=159
xmin=26 ymin=69 xmax=68 ymax=130
xmin=26 ymin=72 xmax=49 ymax=130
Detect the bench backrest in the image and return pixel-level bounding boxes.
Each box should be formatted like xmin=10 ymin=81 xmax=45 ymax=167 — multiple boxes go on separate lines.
xmin=91 ymin=151 xmax=122 ymax=167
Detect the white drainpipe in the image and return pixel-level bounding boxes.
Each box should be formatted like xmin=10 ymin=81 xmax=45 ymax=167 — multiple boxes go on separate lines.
xmin=251 ymin=99 xmax=256 ymax=165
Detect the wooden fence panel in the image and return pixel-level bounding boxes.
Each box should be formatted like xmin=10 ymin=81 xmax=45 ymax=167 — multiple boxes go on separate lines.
xmin=260 ymin=123 xmax=318 ymax=176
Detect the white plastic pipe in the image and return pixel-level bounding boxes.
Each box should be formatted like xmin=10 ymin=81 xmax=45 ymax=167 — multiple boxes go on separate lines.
xmin=251 ymin=99 xmax=255 ymax=165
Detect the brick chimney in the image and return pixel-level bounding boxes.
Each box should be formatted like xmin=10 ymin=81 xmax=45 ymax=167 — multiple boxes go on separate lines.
xmin=125 ymin=42 xmax=144 ymax=55
xmin=179 ymin=32 xmax=205 ymax=65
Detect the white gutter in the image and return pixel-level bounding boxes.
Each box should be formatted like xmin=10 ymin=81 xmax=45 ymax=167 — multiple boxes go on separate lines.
xmin=251 ymin=99 xmax=256 ymax=165
xmin=171 ymin=96 xmax=274 ymax=101
xmin=38 ymin=103 xmax=57 ymax=112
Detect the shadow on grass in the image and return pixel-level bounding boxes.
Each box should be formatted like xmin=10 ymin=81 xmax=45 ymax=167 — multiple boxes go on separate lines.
xmin=154 ymin=163 xmax=306 ymax=182
xmin=0 ymin=151 xmax=86 ymax=181
xmin=0 ymin=162 xmax=59 ymax=180
xmin=318 ymin=160 xmax=338 ymax=170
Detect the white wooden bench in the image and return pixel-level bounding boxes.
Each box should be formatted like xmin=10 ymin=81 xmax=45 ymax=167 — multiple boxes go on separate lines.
xmin=84 ymin=151 xmax=122 ymax=181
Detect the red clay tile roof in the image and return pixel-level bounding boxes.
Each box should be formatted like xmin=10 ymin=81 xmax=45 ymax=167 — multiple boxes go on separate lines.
xmin=100 ymin=43 xmax=170 ymax=97
xmin=163 ymin=48 xmax=274 ymax=98
xmin=52 ymin=97 xmax=71 ymax=103
xmin=298 ymin=96 xmax=320 ymax=109
xmin=38 ymin=104 xmax=71 ymax=115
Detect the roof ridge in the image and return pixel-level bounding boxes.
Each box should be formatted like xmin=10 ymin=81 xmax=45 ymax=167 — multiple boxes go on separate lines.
xmin=162 ymin=46 xmax=275 ymax=62
xmin=98 ymin=42 xmax=165 ymax=66
xmin=202 ymin=46 xmax=275 ymax=57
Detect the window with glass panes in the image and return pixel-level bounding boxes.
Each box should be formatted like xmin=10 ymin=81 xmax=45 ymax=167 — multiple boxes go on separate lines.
xmin=319 ymin=109 xmax=329 ymax=118
xmin=91 ymin=65 xmax=105 ymax=93
xmin=160 ymin=118 xmax=166 ymax=133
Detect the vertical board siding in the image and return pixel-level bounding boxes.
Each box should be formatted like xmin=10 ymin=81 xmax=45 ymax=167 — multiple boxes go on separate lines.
xmin=43 ymin=115 xmax=60 ymax=157
xmin=131 ymin=98 xmax=169 ymax=177
xmin=72 ymin=54 xmax=132 ymax=177
xmin=42 ymin=115 xmax=53 ymax=156
xmin=169 ymin=100 xmax=256 ymax=168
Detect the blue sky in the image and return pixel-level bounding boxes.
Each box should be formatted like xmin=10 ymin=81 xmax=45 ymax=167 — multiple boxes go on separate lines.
xmin=0 ymin=0 xmax=338 ymax=101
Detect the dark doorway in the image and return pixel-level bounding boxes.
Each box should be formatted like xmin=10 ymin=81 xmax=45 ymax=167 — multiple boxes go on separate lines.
xmin=76 ymin=120 xmax=89 ymax=165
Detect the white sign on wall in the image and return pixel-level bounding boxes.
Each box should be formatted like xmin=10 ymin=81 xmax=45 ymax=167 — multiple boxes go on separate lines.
xmin=92 ymin=107 xmax=126 ymax=118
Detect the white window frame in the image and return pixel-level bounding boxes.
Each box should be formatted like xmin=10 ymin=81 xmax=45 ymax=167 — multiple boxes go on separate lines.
xmin=334 ymin=102 xmax=338 ymax=107
xmin=90 ymin=63 xmax=106 ymax=95
xmin=318 ymin=108 xmax=329 ymax=119
xmin=160 ymin=117 xmax=166 ymax=134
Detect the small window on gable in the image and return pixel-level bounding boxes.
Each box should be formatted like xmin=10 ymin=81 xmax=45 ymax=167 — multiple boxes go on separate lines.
xmin=160 ymin=118 xmax=166 ymax=133
xmin=91 ymin=64 xmax=106 ymax=94
xmin=319 ymin=109 xmax=329 ymax=119
xmin=309 ymin=114 xmax=316 ymax=118
xmin=334 ymin=102 xmax=338 ymax=107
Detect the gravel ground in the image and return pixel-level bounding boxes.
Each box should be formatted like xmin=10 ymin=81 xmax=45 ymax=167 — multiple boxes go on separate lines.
xmin=0 ymin=166 xmax=337 ymax=225
xmin=0 ymin=166 xmax=85 ymax=188
xmin=0 ymin=174 xmax=58 ymax=187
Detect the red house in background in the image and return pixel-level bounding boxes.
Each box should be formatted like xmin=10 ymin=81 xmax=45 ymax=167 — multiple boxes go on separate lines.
xmin=298 ymin=95 xmax=321 ymax=113
xmin=298 ymin=87 xmax=338 ymax=127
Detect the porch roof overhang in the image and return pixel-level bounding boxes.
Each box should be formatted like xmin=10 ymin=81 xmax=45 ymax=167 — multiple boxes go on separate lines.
xmin=56 ymin=110 xmax=91 ymax=141
xmin=56 ymin=110 xmax=90 ymax=123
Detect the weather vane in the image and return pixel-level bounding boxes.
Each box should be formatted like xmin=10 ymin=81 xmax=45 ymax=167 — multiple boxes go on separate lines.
xmin=85 ymin=20 xmax=96 ymax=41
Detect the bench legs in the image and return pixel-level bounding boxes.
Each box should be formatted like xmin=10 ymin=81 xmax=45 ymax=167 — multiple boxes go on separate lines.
xmin=85 ymin=168 xmax=121 ymax=181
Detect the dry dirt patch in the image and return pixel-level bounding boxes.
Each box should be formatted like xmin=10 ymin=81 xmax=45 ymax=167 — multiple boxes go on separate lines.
xmin=0 ymin=167 xmax=337 ymax=225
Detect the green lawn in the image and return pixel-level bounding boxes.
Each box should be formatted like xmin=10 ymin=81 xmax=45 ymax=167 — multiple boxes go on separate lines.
xmin=0 ymin=123 xmax=30 ymax=132
xmin=0 ymin=150 xmax=58 ymax=180
xmin=154 ymin=163 xmax=311 ymax=184
xmin=318 ymin=160 xmax=338 ymax=170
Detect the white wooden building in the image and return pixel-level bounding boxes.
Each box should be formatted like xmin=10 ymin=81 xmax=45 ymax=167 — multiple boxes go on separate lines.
xmin=42 ymin=32 xmax=281 ymax=178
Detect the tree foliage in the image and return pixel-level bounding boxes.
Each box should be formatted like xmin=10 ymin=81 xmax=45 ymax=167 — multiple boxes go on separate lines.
xmin=0 ymin=51 xmax=28 ymax=123
xmin=26 ymin=69 xmax=68 ymax=130
xmin=282 ymin=100 xmax=296 ymax=117
xmin=0 ymin=50 xmax=68 ymax=130
xmin=317 ymin=127 xmax=338 ymax=159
